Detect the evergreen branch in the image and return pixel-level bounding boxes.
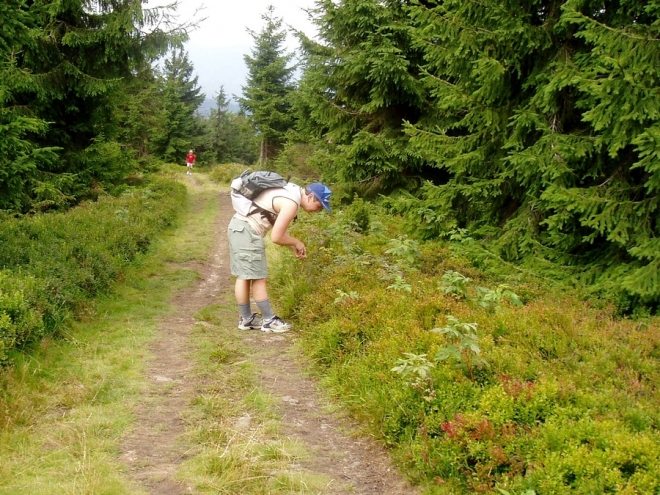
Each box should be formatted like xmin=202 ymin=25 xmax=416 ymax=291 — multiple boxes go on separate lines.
xmin=350 ymin=175 xmax=381 ymax=185
xmin=570 ymin=12 xmax=660 ymax=41
xmin=409 ymin=126 xmax=459 ymax=140
xmin=414 ymin=37 xmax=450 ymax=53
xmin=418 ymin=68 xmax=489 ymax=112
xmin=455 ymin=240 xmax=572 ymax=284
xmin=419 ymin=68 xmax=458 ymax=89
xmin=596 ymin=176 xmax=614 ymax=188
xmin=426 ymin=12 xmax=495 ymax=36
xmin=326 ymin=98 xmax=365 ymax=116
xmin=135 ymin=1 xmax=205 ymax=42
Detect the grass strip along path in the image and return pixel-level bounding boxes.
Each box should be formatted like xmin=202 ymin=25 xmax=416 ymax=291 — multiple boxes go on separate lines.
xmin=0 ymin=170 xmax=418 ymax=495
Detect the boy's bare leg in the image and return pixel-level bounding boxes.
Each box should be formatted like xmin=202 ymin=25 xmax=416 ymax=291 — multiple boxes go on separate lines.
xmin=252 ymin=279 xmax=268 ymax=301
xmin=234 ymin=279 xmax=268 ymax=302
xmin=235 ymin=279 xmax=251 ymax=304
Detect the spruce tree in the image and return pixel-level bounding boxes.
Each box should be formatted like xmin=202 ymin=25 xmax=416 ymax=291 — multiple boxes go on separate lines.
xmin=202 ymin=88 xmax=258 ymax=164
xmin=226 ymin=113 xmax=260 ymax=165
xmin=290 ymin=0 xmax=659 ymax=308
xmin=292 ymin=0 xmax=426 ymax=190
xmin=0 ymin=0 xmax=183 ymax=211
xmin=239 ymin=6 xmax=296 ymax=166
xmin=115 ymin=65 xmax=167 ymax=165
xmin=151 ymin=48 xmax=205 ymax=163
xmin=0 ymin=0 xmax=59 ymax=210
xmin=403 ymin=0 xmax=660 ymax=309
xmin=208 ymin=88 xmax=235 ymax=163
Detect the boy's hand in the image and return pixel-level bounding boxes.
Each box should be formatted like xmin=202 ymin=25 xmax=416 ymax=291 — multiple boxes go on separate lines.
xmin=292 ymin=241 xmax=307 ymax=259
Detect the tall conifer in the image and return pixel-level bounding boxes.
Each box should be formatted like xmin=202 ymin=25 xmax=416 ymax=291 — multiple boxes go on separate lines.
xmin=152 ymin=48 xmax=205 ymax=163
xmin=202 ymin=88 xmax=259 ymax=164
xmin=239 ymin=6 xmax=296 ymax=166
xmin=1 ymin=0 xmax=183 ymax=210
xmin=0 ymin=0 xmax=59 ymax=210
xmin=295 ymin=0 xmax=426 ymax=187
xmin=404 ymin=0 xmax=660 ymax=308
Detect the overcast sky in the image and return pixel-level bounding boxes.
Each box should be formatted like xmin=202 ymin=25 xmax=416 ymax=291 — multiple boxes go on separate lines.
xmin=172 ymin=0 xmax=319 ymax=103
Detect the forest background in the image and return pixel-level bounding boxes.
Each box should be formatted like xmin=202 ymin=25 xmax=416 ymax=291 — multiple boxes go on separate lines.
xmin=2 ymin=0 xmax=658 ymax=313
xmin=1 ymin=0 xmax=659 ymax=493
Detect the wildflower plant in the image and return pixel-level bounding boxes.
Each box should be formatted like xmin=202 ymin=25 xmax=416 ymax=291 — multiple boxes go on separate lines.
xmin=387 ymin=275 xmax=412 ymax=292
xmin=334 ymin=289 xmax=359 ymax=304
xmin=474 ymin=284 xmax=523 ymax=312
xmin=441 ymin=270 xmax=471 ymax=299
xmin=433 ymin=316 xmax=486 ymax=380
xmin=391 ymin=352 xmax=439 ymax=403
xmin=385 ymin=236 xmax=420 ymax=265
xmin=391 ymin=352 xmax=435 ymax=382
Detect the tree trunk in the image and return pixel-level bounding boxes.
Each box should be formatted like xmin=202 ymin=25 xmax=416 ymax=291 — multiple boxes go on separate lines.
xmin=259 ymin=140 xmax=266 ymax=168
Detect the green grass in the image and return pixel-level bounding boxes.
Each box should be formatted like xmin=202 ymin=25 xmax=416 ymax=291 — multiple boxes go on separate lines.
xmin=0 ymin=175 xmax=184 ymax=363
xmin=0 ymin=165 xmax=335 ymax=494
xmin=176 ymin=296 xmax=334 ymax=494
xmin=0 ymin=256 xmax=195 ymax=495
xmin=0 ymin=172 xmax=216 ymax=494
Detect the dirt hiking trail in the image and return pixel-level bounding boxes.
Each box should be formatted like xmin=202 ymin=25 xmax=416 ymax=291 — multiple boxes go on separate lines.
xmin=120 ymin=177 xmax=420 ymax=494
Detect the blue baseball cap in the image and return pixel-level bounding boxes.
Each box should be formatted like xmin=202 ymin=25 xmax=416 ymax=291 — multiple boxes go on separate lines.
xmin=308 ymin=183 xmax=332 ymax=212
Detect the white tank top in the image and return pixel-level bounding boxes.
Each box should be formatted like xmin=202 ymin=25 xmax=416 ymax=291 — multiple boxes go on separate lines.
xmin=237 ymin=183 xmax=302 ymax=237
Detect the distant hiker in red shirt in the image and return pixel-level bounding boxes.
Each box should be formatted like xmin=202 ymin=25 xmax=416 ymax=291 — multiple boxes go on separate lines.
xmin=186 ymin=150 xmax=196 ymax=175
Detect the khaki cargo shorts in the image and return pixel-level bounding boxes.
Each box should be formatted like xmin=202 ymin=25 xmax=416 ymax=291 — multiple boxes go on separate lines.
xmin=227 ymin=216 xmax=268 ymax=280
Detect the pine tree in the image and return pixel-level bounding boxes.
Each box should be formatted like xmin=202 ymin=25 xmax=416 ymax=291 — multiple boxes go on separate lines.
xmin=152 ymin=48 xmax=205 ymax=163
xmin=0 ymin=0 xmax=183 ymax=211
xmin=403 ymin=0 xmax=660 ymax=309
xmin=239 ymin=6 xmax=296 ymax=166
xmin=292 ymin=0 xmax=426 ymax=190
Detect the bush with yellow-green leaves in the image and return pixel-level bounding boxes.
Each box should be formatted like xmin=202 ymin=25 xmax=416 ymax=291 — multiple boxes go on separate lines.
xmin=0 ymin=177 xmax=184 ymax=364
xmin=270 ymin=198 xmax=660 ymax=494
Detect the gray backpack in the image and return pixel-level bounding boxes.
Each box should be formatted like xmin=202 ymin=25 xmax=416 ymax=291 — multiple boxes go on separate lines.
xmin=230 ymin=170 xmax=289 ymax=215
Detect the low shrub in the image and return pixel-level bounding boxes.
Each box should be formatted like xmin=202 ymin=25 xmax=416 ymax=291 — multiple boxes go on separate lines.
xmin=270 ymin=199 xmax=660 ymax=494
xmin=0 ymin=272 xmax=45 ymax=365
xmin=272 ymin=142 xmax=319 ymax=180
xmin=343 ymin=195 xmax=371 ymax=233
xmin=0 ymin=176 xmax=185 ymax=364
xmin=208 ymin=163 xmax=251 ymax=185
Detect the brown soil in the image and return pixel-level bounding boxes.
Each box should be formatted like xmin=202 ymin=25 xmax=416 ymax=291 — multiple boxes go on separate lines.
xmin=120 ymin=178 xmax=420 ymax=495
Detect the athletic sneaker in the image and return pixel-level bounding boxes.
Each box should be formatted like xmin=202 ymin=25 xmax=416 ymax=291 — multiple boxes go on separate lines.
xmin=261 ymin=316 xmax=292 ymax=333
xmin=238 ymin=313 xmax=263 ymax=330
